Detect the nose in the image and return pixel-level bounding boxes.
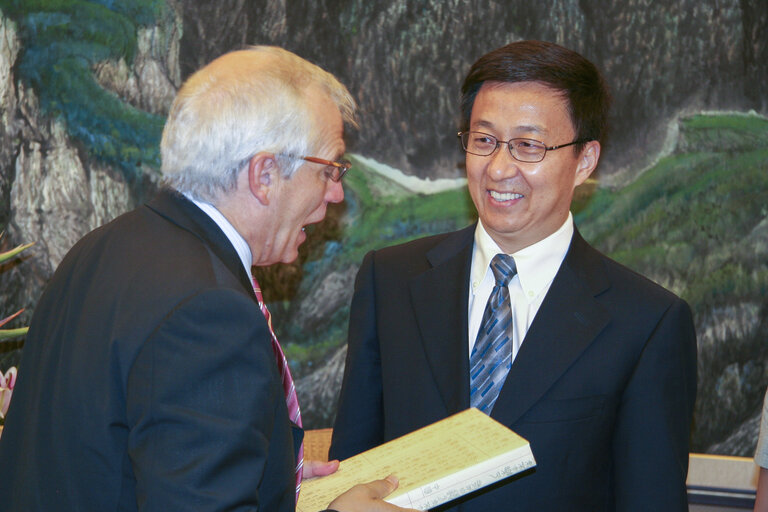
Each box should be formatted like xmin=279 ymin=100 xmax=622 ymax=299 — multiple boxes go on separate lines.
xmin=326 ymin=179 xmax=344 ymax=203
xmin=487 ymin=144 xmax=521 ymax=180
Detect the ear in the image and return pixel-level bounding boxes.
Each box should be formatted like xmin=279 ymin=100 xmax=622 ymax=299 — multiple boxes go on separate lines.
xmin=247 ymin=153 xmax=278 ymax=206
xmin=573 ymin=140 xmax=601 ymax=187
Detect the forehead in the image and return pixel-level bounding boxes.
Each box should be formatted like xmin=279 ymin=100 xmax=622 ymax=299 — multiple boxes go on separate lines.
xmin=305 ymin=85 xmax=345 ymax=156
xmin=470 ymin=81 xmax=573 ymax=137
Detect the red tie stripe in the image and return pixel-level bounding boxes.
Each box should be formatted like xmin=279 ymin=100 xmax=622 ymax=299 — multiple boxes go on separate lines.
xmin=252 ymin=277 xmax=304 ymax=500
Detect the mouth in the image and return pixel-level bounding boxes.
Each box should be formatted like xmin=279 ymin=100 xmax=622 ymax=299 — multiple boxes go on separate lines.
xmin=489 ymin=190 xmax=524 ymax=202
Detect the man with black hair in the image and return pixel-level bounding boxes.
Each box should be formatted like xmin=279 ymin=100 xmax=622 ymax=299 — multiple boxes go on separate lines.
xmin=331 ymin=40 xmax=697 ymax=511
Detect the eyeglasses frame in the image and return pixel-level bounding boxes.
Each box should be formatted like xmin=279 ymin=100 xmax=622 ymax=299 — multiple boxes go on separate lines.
xmin=458 ymin=131 xmax=593 ymax=163
xmin=279 ymin=154 xmax=352 ymax=182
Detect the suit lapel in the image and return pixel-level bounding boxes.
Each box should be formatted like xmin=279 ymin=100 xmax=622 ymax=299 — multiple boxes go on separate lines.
xmin=145 ymin=189 xmax=255 ymax=298
xmin=409 ymin=226 xmax=475 ymax=414
xmin=492 ymin=229 xmax=612 ymax=426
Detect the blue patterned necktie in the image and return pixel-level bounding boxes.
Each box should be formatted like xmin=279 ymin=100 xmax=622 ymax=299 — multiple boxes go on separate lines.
xmin=470 ymin=254 xmax=517 ymax=414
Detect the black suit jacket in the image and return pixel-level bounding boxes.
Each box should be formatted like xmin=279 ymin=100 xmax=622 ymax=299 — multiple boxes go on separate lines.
xmin=0 ymin=190 xmax=300 ymax=511
xmin=330 ymin=225 xmax=697 ymax=511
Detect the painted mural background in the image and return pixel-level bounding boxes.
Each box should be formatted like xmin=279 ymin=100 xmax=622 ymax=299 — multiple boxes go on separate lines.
xmin=0 ymin=0 xmax=766 ymax=456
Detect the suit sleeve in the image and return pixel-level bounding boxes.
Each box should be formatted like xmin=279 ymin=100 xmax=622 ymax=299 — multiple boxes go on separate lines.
xmin=125 ymin=288 xmax=287 ymax=511
xmin=329 ymin=251 xmax=385 ymax=460
xmin=612 ymin=297 xmax=697 ymax=511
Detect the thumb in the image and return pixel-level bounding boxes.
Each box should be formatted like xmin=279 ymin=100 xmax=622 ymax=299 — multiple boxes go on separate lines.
xmin=363 ymin=474 xmax=400 ymax=499
xmin=302 ymin=459 xmax=339 ymax=479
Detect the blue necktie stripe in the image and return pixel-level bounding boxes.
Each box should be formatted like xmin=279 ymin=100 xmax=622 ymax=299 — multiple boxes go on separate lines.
xmin=470 ymin=254 xmax=517 ymax=414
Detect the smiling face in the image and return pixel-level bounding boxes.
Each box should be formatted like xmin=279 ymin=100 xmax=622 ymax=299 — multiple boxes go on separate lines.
xmin=465 ymin=81 xmax=600 ymax=253
xmin=260 ymin=88 xmax=346 ymax=265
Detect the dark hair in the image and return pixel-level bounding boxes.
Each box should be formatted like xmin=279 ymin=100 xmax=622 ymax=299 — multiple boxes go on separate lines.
xmin=460 ymin=40 xmax=611 ymax=147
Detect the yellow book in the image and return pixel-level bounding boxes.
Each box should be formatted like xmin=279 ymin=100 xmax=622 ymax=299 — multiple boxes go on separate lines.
xmin=297 ymin=408 xmax=536 ymax=511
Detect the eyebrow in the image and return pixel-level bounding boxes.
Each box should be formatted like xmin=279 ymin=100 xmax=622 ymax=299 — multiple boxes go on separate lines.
xmin=471 ymin=120 xmax=548 ymax=137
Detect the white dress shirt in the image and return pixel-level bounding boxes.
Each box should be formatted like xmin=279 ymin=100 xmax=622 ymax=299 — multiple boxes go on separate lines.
xmin=184 ymin=194 xmax=253 ymax=279
xmin=468 ymin=212 xmax=575 ymax=362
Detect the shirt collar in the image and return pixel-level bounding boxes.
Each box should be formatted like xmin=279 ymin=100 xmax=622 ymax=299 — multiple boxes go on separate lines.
xmin=183 ymin=193 xmax=253 ymax=278
xmin=471 ymin=212 xmax=574 ymax=302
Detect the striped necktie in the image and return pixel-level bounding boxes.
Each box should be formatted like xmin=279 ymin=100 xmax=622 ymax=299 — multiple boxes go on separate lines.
xmin=470 ymin=254 xmax=517 ymax=414
xmin=252 ymin=277 xmax=303 ymax=500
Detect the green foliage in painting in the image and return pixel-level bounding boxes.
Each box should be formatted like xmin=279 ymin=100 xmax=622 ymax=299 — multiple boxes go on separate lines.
xmin=0 ymin=0 xmax=166 ymax=178
xmin=0 ymin=240 xmax=33 ymax=342
xmin=340 ymin=163 xmax=476 ymax=265
xmin=576 ymin=113 xmax=768 ymax=315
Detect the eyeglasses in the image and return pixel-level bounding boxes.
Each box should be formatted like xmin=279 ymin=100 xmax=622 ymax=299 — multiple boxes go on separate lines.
xmin=280 ymin=154 xmax=352 ymax=182
xmin=458 ymin=131 xmax=592 ymax=163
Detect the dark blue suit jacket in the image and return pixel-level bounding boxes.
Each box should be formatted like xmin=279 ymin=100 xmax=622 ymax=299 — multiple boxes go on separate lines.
xmin=0 ymin=190 xmax=301 ymax=511
xmin=330 ymin=225 xmax=697 ymax=511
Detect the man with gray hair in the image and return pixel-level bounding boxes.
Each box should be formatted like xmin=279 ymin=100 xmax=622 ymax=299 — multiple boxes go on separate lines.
xmin=0 ymin=46 xmax=413 ymax=512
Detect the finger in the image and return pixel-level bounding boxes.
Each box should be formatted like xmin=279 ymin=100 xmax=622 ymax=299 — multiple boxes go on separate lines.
xmin=302 ymin=459 xmax=340 ymax=479
xmin=372 ymin=476 xmax=421 ymax=512
xmin=361 ymin=474 xmax=399 ymax=499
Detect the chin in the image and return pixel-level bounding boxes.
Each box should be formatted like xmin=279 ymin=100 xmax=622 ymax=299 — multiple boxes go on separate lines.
xmin=279 ymin=251 xmax=300 ymax=264
xmin=278 ymin=242 xmax=302 ymax=264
